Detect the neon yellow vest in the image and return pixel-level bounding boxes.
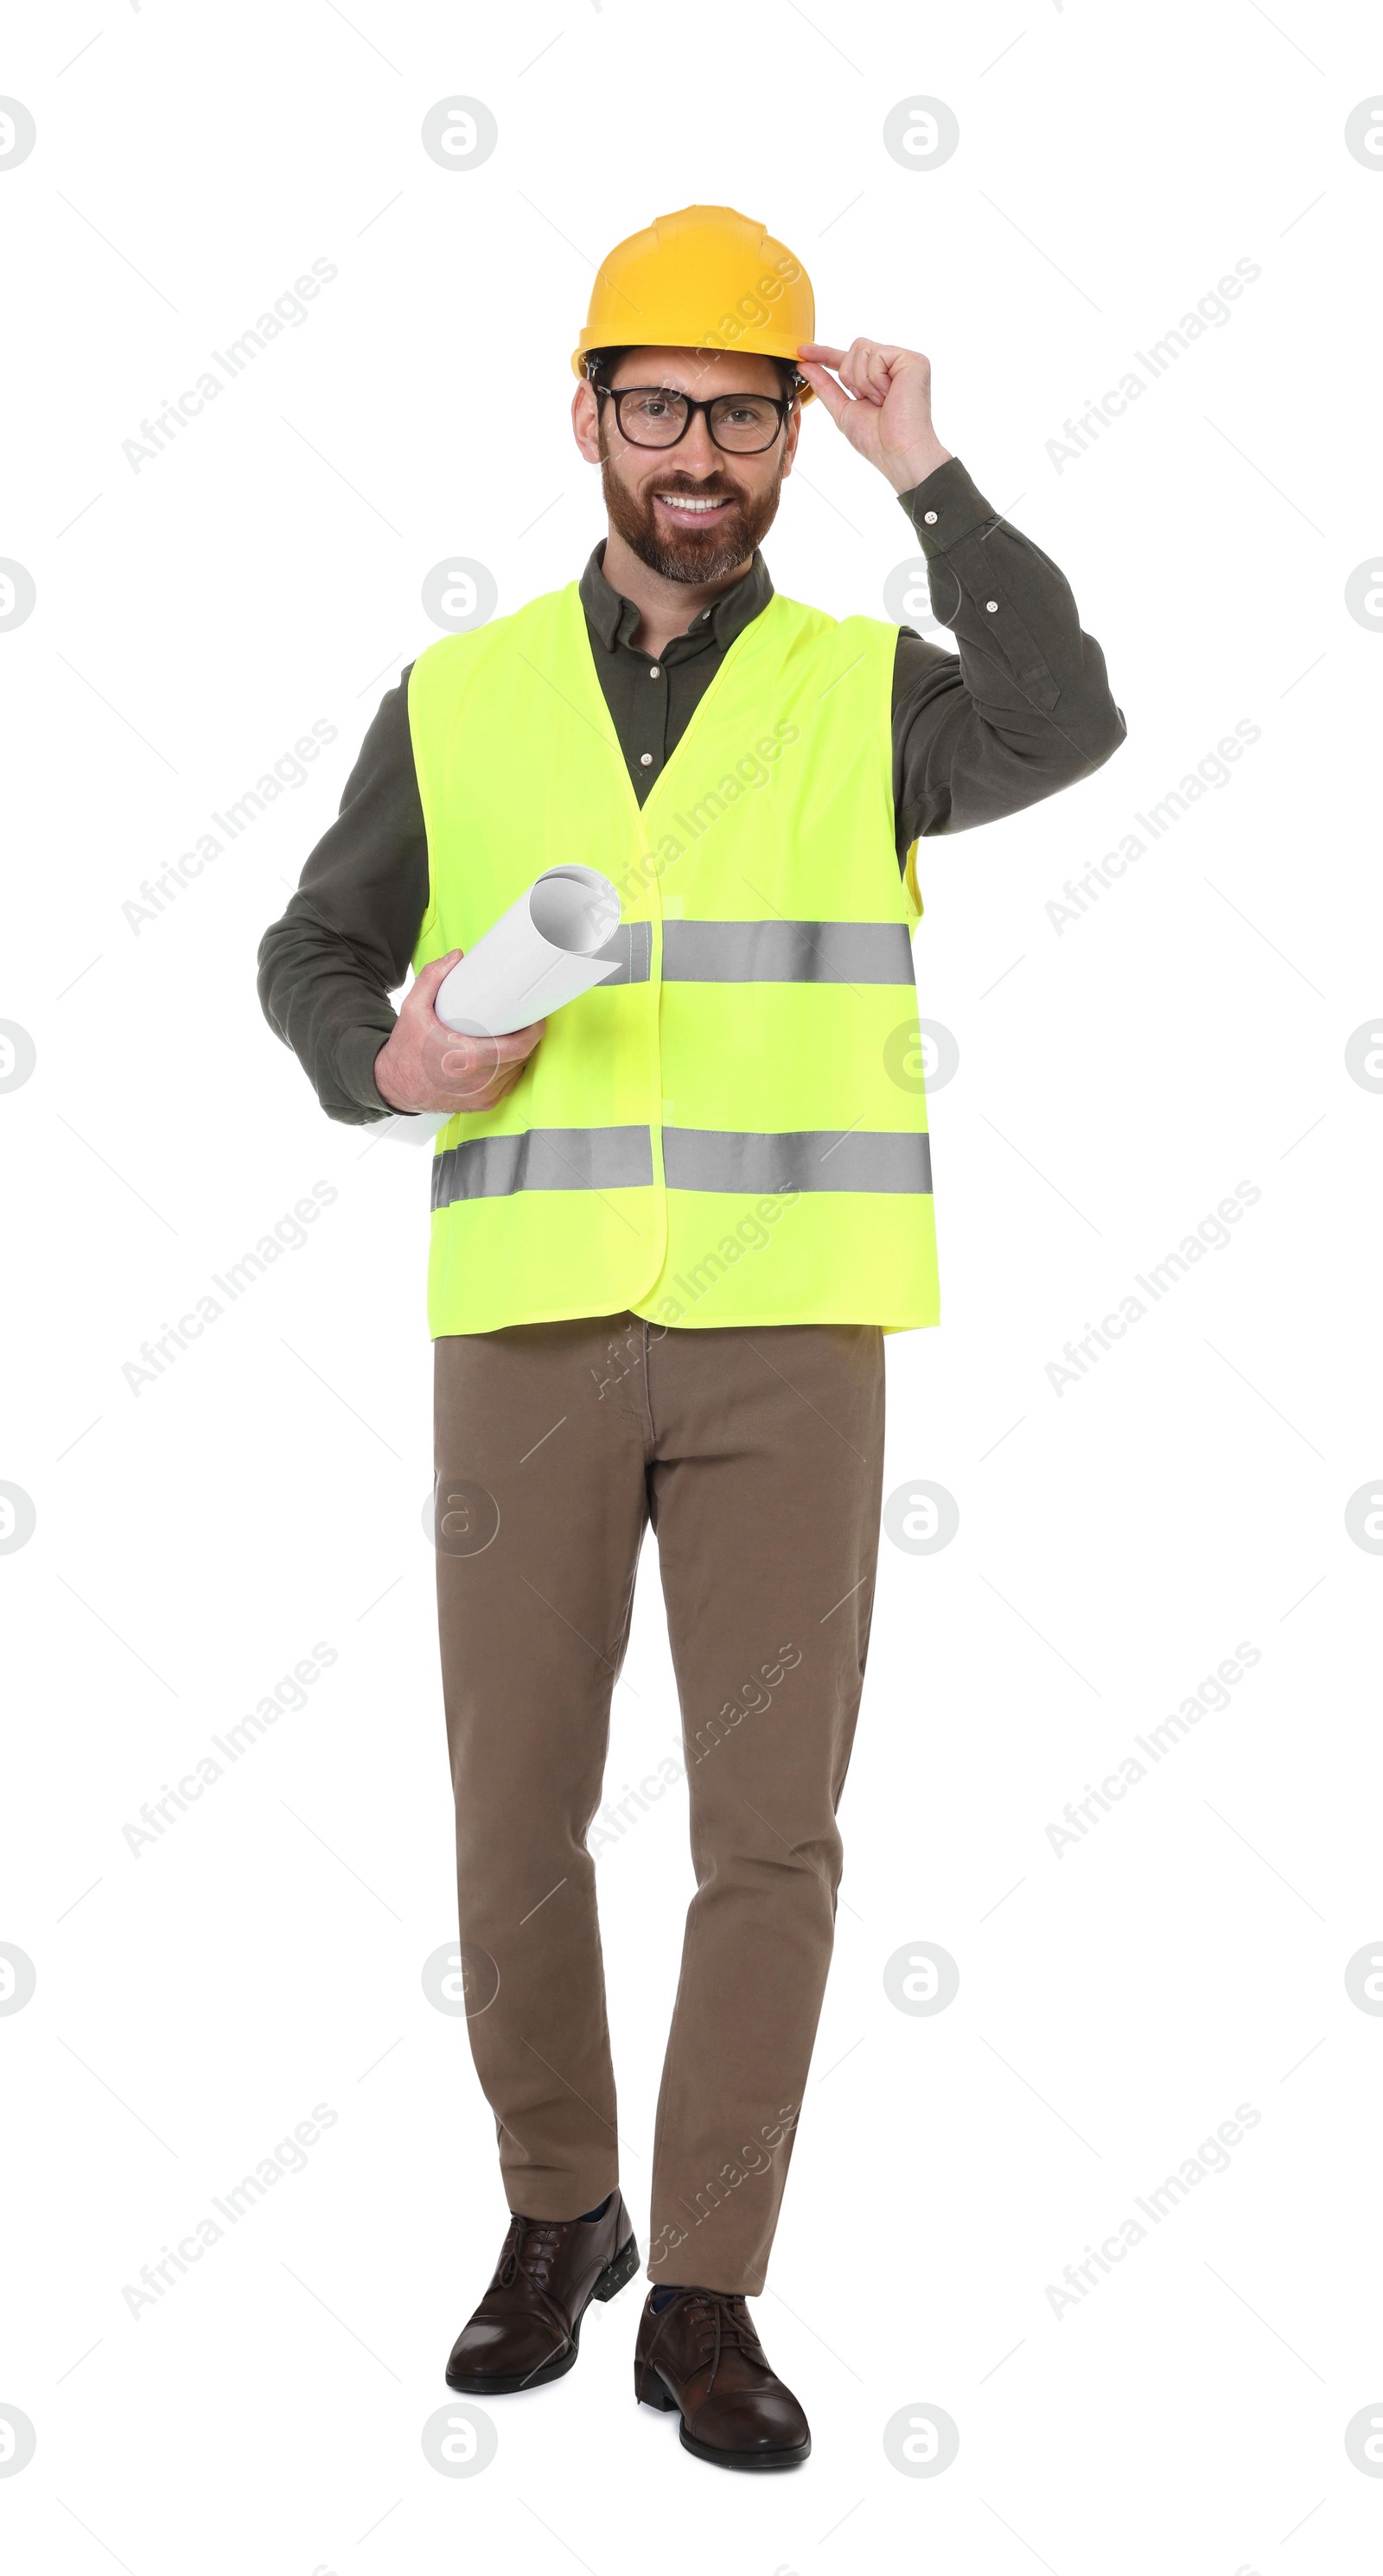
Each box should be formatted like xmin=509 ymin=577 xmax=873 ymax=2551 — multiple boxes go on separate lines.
xmin=408 ymin=581 xmax=938 ymax=1335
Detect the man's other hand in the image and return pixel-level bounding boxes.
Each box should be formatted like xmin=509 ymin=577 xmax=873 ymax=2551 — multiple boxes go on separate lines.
xmin=373 ymin=951 xmax=545 ymax=1116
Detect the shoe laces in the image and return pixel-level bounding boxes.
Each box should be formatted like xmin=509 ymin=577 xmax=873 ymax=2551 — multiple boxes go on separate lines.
xmin=498 ymin=2214 xmax=567 ymax=2293
xmin=643 ymin=2288 xmax=764 ymax=2402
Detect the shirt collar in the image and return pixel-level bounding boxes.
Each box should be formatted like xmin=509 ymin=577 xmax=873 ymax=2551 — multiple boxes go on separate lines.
xmin=580 ymin=539 xmax=774 ymax=655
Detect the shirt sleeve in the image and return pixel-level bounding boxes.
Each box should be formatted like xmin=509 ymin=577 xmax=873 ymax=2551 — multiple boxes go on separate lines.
xmin=889 ymin=456 xmax=1126 ymax=863
xmin=256 ymin=667 xmax=429 ymax=1124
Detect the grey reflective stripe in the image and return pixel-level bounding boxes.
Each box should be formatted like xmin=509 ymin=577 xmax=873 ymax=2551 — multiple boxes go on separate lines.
xmin=590 ymin=921 xmax=912 ymax=984
xmin=662 ymin=1129 xmax=932 ymax=1195
xmin=661 ymin=921 xmax=914 ymax=984
xmin=593 ymin=921 xmax=652 ymax=985
xmin=432 ymin=1127 xmax=653 ymax=1208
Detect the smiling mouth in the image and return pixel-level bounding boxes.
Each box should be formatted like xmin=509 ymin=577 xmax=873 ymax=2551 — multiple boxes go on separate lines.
xmin=653 ymin=490 xmax=738 ymax=521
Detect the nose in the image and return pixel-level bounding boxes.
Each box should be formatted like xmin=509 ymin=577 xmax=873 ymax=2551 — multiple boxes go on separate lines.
xmin=672 ymin=410 xmax=722 ymax=473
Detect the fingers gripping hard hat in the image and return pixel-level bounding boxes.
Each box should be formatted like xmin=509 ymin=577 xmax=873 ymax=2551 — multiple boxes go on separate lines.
xmin=571 ymin=204 xmax=817 ymax=401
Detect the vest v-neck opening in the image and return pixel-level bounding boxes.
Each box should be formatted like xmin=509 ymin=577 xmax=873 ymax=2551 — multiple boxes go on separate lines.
xmin=559 ymin=581 xmax=783 ymax=854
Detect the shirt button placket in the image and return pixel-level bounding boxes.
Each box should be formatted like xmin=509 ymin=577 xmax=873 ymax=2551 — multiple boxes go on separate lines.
xmin=638 ymin=658 xmax=665 ymax=779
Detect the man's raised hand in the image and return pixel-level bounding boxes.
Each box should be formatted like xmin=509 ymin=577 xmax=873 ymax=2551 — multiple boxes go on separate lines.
xmin=795 ymin=340 xmax=953 ymax=493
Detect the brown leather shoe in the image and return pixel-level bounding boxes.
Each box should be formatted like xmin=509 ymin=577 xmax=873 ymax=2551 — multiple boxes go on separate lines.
xmin=634 ymin=2286 xmax=812 ymax=2470
xmin=445 ymin=2192 xmax=639 ymax=2395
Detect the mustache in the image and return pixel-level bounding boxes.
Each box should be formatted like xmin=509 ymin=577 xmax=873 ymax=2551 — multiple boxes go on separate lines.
xmin=645 ymin=479 xmax=744 ymax=502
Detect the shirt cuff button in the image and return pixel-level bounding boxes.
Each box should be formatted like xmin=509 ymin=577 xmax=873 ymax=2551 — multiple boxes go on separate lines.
xmin=923 ymin=511 xmax=938 ymax=525
xmin=985 ymin=599 xmax=999 ymax=612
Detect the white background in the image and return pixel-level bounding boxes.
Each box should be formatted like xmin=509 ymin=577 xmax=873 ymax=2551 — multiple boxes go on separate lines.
xmin=3 ymin=2 xmax=1381 ymax=2568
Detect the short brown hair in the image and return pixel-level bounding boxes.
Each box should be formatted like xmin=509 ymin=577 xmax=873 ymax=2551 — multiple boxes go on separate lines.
xmin=584 ymin=345 xmax=802 ymax=403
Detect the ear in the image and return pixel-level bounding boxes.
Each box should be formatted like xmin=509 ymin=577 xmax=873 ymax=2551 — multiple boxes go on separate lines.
xmin=572 ymin=379 xmax=602 ymax=464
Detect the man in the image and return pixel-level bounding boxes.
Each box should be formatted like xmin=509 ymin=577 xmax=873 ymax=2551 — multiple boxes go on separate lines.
xmin=258 ymin=204 xmax=1124 ymax=2471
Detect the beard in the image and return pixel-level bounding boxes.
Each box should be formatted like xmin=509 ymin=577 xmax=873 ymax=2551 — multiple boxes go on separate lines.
xmin=599 ymin=444 xmax=786 ymax=583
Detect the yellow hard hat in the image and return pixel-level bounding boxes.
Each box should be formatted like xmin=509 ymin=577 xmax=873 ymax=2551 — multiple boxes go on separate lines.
xmin=571 ymin=204 xmax=816 ymax=402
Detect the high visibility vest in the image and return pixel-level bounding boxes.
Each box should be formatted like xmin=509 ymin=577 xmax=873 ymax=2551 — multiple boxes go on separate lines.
xmin=408 ymin=580 xmax=938 ymax=1336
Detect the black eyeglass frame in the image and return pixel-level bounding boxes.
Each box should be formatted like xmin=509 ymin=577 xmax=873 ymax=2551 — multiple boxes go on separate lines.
xmin=593 ymin=382 xmax=797 ymax=455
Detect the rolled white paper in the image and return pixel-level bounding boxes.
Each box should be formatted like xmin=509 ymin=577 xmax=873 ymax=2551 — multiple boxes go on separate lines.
xmin=436 ymin=865 xmax=621 ymax=1035
xmin=379 ymin=865 xmax=621 ymax=1144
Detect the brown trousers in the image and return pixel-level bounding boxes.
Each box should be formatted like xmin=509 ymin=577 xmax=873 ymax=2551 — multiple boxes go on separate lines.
xmin=433 ymin=1312 xmax=884 ymax=2296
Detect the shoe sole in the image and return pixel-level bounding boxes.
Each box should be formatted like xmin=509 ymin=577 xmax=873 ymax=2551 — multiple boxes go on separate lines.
xmin=445 ymin=2232 xmax=641 ymax=2396
xmin=638 ymin=2369 xmax=811 ymax=2471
